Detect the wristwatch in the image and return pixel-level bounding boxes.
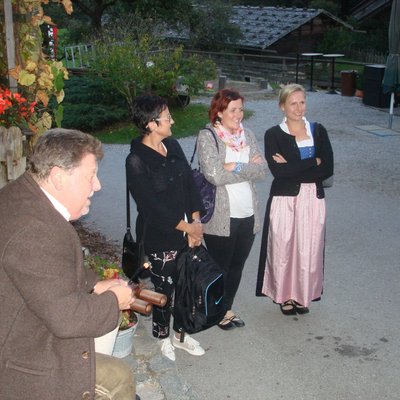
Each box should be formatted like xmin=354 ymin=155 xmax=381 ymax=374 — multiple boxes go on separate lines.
xmin=233 ymin=162 xmax=242 ymax=173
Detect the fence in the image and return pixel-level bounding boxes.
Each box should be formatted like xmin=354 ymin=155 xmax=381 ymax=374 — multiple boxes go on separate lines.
xmin=64 ymin=44 xmax=371 ymax=88
xmin=183 ymin=50 xmax=368 ymax=89
xmin=64 ymin=44 xmax=95 ymax=69
xmin=347 ymin=49 xmax=387 ymax=65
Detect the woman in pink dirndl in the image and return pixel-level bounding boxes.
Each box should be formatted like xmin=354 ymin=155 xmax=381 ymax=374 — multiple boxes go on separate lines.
xmin=256 ymin=84 xmax=333 ymax=315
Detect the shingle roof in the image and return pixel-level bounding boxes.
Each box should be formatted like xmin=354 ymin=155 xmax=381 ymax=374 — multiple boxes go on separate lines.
xmin=162 ymin=6 xmax=354 ymax=50
xmin=231 ymin=6 xmax=353 ymax=50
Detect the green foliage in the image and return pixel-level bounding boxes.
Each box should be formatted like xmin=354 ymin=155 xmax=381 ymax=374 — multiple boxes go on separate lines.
xmin=317 ymin=28 xmax=359 ymax=54
xmin=309 ymin=0 xmax=339 ymax=14
xmin=62 ymin=75 xmax=129 ymax=131
xmin=94 ymin=103 xmax=211 ymax=143
xmin=93 ymin=103 xmax=254 ymax=144
xmin=189 ymin=0 xmax=243 ymax=51
xmin=63 ymin=104 xmax=128 ymax=131
xmin=134 ymin=0 xmax=193 ymax=27
xmin=317 ymin=24 xmax=388 ymax=55
xmin=43 ymin=2 xmax=92 ymax=44
xmin=90 ymin=16 xmax=217 ymax=108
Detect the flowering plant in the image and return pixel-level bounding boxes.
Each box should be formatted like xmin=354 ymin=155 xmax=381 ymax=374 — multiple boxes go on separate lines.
xmin=0 ymin=87 xmax=36 ymax=128
xmin=85 ymin=255 xmax=138 ymax=330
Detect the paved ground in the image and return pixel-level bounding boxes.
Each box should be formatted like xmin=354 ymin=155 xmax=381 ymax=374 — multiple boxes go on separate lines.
xmin=84 ymin=86 xmax=400 ymax=400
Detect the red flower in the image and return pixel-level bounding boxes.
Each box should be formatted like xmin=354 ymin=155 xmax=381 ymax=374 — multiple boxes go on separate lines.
xmin=0 ymin=86 xmax=36 ymax=128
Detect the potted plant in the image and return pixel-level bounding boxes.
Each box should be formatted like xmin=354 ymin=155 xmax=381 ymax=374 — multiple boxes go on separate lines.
xmin=85 ymin=254 xmax=138 ymax=358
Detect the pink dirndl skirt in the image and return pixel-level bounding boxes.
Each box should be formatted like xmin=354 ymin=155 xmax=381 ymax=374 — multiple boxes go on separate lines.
xmin=261 ymin=183 xmax=326 ymax=307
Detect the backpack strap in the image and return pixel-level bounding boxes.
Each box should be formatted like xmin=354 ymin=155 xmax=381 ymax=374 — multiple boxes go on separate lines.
xmin=190 ymin=127 xmax=219 ymax=167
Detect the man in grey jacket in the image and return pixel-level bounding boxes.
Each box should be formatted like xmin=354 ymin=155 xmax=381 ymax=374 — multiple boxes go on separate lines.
xmin=0 ymin=129 xmax=139 ymax=400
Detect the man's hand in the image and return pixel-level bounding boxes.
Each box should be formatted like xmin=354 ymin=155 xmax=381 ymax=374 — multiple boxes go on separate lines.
xmin=108 ymin=285 xmax=135 ymax=310
xmin=93 ymin=279 xmax=128 ymax=295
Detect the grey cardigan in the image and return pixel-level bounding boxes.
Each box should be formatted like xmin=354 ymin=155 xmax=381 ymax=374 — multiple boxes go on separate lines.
xmin=197 ymin=124 xmax=267 ymax=237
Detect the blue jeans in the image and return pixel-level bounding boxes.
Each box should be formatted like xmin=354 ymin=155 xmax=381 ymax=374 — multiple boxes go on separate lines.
xmin=95 ymin=353 xmax=136 ymax=400
xmin=204 ymin=216 xmax=255 ymax=311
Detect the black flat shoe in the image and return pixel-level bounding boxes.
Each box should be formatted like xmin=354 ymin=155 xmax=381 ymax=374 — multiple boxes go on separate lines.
xmin=293 ymin=301 xmax=309 ymax=314
xmin=218 ymin=317 xmax=237 ymax=330
xmin=231 ymin=316 xmax=245 ymax=328
xmin=280 ymin=301 xmax=297 ymax=315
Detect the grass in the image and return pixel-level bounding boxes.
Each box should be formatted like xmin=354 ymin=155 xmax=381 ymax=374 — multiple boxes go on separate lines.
xmin=93 ymin=102 xmax=254 ymax=144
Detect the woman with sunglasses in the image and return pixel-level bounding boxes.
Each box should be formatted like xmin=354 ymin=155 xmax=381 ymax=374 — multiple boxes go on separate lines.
xmin=126 ymin=94 xmax=205 ymax=361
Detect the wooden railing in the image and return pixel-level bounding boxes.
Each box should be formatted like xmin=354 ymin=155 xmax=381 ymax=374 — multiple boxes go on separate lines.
xmin=64 ymin=44 xmax=372 ymax=89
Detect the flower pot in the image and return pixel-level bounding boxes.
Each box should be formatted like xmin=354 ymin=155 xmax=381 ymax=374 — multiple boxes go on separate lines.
xmin=112 ymin=322 xmax=138 ymax=358
xmin=355 ymin=89 xmax=363 ymax=98
xmin=95 ymin=311 xmax=138 ymax=356
xmin=95 ymin=325 xmax=120 ymax=355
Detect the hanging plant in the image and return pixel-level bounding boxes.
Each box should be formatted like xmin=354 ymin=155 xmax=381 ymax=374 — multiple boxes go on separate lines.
xmin=1 ymin=0 xmax=73 ymax=139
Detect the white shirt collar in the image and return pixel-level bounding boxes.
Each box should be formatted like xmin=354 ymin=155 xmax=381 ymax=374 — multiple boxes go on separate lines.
xmin=41 ymin=187 xmax=71 ymax=221
xmin=279 ymin=116 xmax=312 ymax=137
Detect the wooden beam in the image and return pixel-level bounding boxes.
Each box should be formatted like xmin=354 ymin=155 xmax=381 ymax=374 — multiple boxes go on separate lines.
xmin=3 ymin=0 xmax=17 ymax=91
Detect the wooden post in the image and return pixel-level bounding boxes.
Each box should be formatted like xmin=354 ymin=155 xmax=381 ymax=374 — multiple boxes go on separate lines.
xmin=3 ymin=0 xmax=18 ymax=92
xmin=0 ymin=126 xmax=27 ymax=189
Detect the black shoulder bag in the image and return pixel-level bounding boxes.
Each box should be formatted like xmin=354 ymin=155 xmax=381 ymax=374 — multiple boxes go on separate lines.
xmin=121 ymin=173 xmax=148 ymax=282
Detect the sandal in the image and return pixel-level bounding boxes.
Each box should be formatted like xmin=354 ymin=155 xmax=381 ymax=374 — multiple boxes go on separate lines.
xmin=218 ymin=316 xmax=236 ymax=331
xmin=293 ymin=301 xmax=309 ymax=314
xmin=280 ymin=300 xmax=297 ymax=315
xmin=231 ymin=315 xmax=245 ymax=328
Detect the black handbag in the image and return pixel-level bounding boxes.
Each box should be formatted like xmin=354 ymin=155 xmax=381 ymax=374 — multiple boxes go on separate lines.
xmin=121 ymin=173 xmax=148 ymax=282
xmin=190 ymin=128 xmax=219 ymax=223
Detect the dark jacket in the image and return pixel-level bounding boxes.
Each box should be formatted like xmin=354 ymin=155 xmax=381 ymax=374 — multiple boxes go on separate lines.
xmin=0 ymin=172 xmax=120 ymax=400
xmin=265 ymin=123 xmax=333 ymax=199
xmin=126 ymin=137 xmax=204 ymax=253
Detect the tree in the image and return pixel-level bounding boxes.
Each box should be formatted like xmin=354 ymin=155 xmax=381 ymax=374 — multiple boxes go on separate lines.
xmin=309 ymin=0 xmax=339 ymax=15
xmin=90 ymin=15 xmax=216 ymax=109
xmin=71 ymin=0 xmax=115 ymax=30
xmin=188 ymin=0 xmax=243 ymax=51
xmin=68 ymin=0 xmax=193 ymax=31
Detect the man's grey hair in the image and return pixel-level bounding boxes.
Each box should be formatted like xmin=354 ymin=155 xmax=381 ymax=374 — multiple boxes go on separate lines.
xmin=28 ymin=128 xmax=103 ymax=181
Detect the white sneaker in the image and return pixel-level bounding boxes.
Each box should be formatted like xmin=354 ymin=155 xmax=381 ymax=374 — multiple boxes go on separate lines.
xmin=159 ymin=338 xmax=175 ymax=361
xmin=172 ymin=334 xmax=205 ymax=356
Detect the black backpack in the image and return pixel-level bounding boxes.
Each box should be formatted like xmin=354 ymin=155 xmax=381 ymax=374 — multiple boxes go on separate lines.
xmin=174 ymin=245 xmax=225 ymax=334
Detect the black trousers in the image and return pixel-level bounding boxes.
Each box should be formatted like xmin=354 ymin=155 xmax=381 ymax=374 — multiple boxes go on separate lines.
xmin=148 ymin=250 xmax=179 ymax=339
xmin=204 ymin=216 xmax=255 ymax=312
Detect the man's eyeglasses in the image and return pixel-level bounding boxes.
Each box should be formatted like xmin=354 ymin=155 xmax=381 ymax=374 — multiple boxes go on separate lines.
xmin=154 ymin=115 xmax=173 ymax=123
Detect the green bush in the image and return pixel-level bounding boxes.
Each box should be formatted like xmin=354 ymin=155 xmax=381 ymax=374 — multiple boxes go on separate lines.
xmin=62 ymin=75 xmax=129 ymax=131
xmin=90 ymin=19 xmax=216 ymax=107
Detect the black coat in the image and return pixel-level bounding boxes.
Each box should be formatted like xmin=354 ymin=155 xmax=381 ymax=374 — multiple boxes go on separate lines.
xmin=264 ymin=123 xmax=333 ymax=198
xmin=126 ymin=137 xmax=204 ymax=253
